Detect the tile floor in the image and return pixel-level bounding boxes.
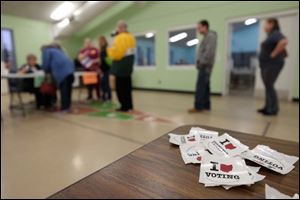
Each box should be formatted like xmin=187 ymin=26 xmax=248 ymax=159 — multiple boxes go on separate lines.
xmin=1 ymin=90 xmax=299 ymax=198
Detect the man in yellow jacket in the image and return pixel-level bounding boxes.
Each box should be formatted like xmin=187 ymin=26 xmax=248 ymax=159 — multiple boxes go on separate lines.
xmin=107 ymin=20 xmax=136 ymax=112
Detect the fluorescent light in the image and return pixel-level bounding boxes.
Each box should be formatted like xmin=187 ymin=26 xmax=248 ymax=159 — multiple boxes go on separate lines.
xmin=57 ymin=18 xmax=70 ymax=28
xmin=50 ymin=2 xmax=75 ymax=21
xmin=88 ymin=1 xmax=98 ymax=4
xmin=169 ymin=32 xmax=187 ymax=43
xmin=186 ymin=39 xmax=199 ymax=46
xmin=245 ymin=18 xmax=257 ymax=26
xmin=74 ymin=9 xmax=82 ymax=16
xmin=145 ymin=32 xmax=154 ymax=38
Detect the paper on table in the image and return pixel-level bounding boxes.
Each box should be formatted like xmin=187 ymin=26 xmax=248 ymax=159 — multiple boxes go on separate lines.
xmin=265 ymin=184 xmax=299 ymax=199
xmin=199 ymin=155 xmax=253 ymax=187
xmin=242 ymin=145 xmax=299 ymax=174
xmin=179 ymin=143 xmax=210 ymax=164
xmin=204 ymin=133 xmax=249 ymax=157
xmin=169 ymin=129 xmax=218 ymax=146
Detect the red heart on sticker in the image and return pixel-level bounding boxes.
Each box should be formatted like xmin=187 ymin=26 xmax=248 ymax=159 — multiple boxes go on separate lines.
xmin=196 ymin=156 xmax=202 ymax=161
xmin=225 ymin=143 xmax=236 ymax=150
xmin=187 ymin=136 xmax=196 ymax=141
xmin=220 ymin=164 xmax=233 ymax=173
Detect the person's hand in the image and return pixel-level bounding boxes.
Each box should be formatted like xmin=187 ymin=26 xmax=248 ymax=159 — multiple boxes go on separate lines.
xmin=270 ymin=52 xmax=276 ymax=59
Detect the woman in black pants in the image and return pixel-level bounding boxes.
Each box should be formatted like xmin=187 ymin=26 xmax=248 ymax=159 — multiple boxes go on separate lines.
xmin=258 ymin=18 xmax=288 ymax=116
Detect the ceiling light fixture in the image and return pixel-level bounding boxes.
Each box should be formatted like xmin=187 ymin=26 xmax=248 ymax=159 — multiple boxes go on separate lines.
xmin=50 ymin=2 xmax=75 ymax=21
xmin=145 ymin=32 xmax=154 ymax=38
xmin=186 ymin=39 xmax=199 ymax=46
xmin=245 ymin=18 xmax=257 ymax=26
xmin=57 ymin=18 xmax=70 ymax=28
xmin=169 ymin=32 xmax=187 ymax=43
xmin=74 ymin=9 xmax=82 ymax=16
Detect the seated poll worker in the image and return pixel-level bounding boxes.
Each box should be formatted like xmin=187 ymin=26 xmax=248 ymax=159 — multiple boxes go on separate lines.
xmin=107 ymin=20 xmax=136 ymax=112
xmin=18 ymin=54 xmax=43 ymax=109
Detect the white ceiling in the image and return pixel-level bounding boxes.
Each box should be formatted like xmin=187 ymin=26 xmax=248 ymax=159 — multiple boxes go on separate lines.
xmin=1 ymin=1 xmax=85 ymax=23
xmin=1 ymin=1 xmax=116 ymax=38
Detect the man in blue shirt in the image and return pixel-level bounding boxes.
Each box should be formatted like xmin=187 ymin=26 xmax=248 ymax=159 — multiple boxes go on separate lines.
xmin=41 ymin=43 xmax=74 ymax=112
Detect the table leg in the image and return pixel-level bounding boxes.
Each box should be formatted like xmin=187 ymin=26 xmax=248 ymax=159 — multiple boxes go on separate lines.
xmin=17 ymin=92 xmax=26 ymax=117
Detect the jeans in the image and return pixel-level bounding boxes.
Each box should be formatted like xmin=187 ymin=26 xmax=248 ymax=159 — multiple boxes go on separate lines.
xmin=59 ymin=74 xmax=74 ymax=111
xmin=194 ymin=67 xmax=211 ymax=110
xmin=260 ymin=62 xmax=283 ymax=113
xmin=115 ymin=76 xmax=133 ymax=111
xmin=101 ymin=72 xmax=112 ymax=101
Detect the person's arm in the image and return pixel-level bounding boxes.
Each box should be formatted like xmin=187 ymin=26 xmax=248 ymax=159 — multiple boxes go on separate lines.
xmin=270 ymin=38 xmax=288 ymax=58
xmin=18 ymin=65 xmax=29 ymax=74
xmin=107 ymin=36 xmax=126 ymax=61
xmin=201 ymin=34 xmax=217 ymax=65
xmin=42 ymin=49 xmax=51 ymax=72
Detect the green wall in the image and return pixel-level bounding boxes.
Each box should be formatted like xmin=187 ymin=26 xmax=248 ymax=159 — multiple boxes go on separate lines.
xmin=67 ymin=1 xmax=298 ymax=98
xmin=1 ymin=14 xmax=52 ymax=67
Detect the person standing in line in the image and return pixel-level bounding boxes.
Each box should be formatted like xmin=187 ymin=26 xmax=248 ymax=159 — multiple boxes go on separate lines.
xmin=98 ymin=36 xmax=112 ymax=102
xmin=107 ymin=20 xmax=136 ymax=112
xmin=41 ymin=43 xmax=74 ymax=112
xmin=188 ymin=20 xmax=217 ymax=113
xmin=257 ymin=18 xmax=288 ymax=116
xmin=78 ymin=38 xmax=101 ymax=101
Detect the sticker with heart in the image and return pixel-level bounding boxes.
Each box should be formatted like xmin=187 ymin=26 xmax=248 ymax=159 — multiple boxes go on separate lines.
xmin=225 ymin=143 xmax=236 ymax=150
xmin=220 ymin=164 xmax=233 ymax=173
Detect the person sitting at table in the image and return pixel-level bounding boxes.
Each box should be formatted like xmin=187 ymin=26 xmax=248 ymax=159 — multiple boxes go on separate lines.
xmin=18 ymin=54 xmax=43 ymax=109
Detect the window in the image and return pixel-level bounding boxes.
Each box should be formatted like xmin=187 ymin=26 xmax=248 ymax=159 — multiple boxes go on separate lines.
xmin=168 ymin=27 xmax=197 ymax=66
xmin=135 ymin=33 xmax=155 ymax=67
xmin=1 ymin=28 xmax=17 ymax=70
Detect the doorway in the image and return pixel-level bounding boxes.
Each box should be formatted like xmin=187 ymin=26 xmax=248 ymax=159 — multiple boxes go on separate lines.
xmin=224 ymin=10 xmax=299 ymax=100
xmin=228 ymin=20 xmax=260 ymax=97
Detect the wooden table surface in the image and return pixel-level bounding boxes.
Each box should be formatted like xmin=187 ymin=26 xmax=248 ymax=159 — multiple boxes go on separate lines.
xmin=49 ymin=125 xmax=299 ymax=199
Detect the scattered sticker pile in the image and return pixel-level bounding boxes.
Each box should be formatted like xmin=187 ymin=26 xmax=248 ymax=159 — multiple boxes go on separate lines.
xmin=168 ymin=127 xmax=299 ymax=192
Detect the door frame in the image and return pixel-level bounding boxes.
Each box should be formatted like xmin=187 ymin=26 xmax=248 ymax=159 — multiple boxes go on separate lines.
xmin=223 ymin=9 xmax=299 ymax=100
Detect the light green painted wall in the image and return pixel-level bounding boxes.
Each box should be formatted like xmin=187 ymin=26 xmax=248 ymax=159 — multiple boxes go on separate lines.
xmin=1 ymin=14 xmax=52 ymax=67
xmin=69 ymin=1 xmax=298 ymax=97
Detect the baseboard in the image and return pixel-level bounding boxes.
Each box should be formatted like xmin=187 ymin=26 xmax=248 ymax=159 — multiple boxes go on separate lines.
xmin=292 ymin=98 xmax=299 ymax=102
xmin=133 ymin=87 xmax=222 ymax=96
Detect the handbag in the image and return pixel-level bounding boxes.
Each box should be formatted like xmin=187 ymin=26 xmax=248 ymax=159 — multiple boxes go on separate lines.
xmin=40 ymin=73 xmax=57 ymax=95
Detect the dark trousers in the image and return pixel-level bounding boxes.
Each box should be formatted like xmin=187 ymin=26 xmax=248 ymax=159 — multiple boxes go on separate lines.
xmin=87 ymin=74 xmax=101 ymax=99
xmin=59 ymin=74 xmax=74 ymax=110
xmin=101 ymin=72 xmax=112 ymax=101
xmin=115 ymin=76 xmax=133 ymax=111
xmin=195 ymin=68 xmax=211 ymax=110
xmin=260 ymin=63 xmax=283 ymax=113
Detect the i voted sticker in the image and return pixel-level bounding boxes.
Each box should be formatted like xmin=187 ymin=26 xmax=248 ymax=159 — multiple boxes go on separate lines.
xmin=204 ymin=133 xmax=249 ymax=157
xmin=188 ymin=127 xmax=219 ymax=140
xmin=242 ymin=145 xmax=299 ymax=174
xmin=179 ymin=143 xmax=210 ymax=164
xmin=199 ymin=155 xmax=253 ymax=186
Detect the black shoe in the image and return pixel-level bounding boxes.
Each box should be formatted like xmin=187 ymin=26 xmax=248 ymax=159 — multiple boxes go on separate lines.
xmin=115 ymin=108 xmax=129 ymax=112
xmin=204 ymin=107 xmax=211 ymax=111
xmin=261 ymin=110 xmax=277 ymax=116
xmin=257 ymin=108 xmax=266 ymax=113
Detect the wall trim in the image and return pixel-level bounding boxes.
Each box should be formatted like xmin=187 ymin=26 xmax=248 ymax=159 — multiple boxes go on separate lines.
xmin=133 ymin=87 xmax=222 ymax=96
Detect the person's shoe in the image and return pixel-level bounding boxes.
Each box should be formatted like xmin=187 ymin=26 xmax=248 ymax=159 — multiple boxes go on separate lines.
xmin=188 ymin=108 xmax=204 ymax=113
xmin=115 ymin=108 xmax=129 ymax=112
xmin=204 ymin=107 xmax=211 ymax=111
xmin=261 ymin=110 xmax=277 ymax=116
xmin=257 ymin=108 xmax=266 ymax=113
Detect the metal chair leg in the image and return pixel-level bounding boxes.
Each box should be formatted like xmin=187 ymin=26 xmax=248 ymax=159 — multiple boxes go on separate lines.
xmin=17 ymin=92 xmax=26 ymax=117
